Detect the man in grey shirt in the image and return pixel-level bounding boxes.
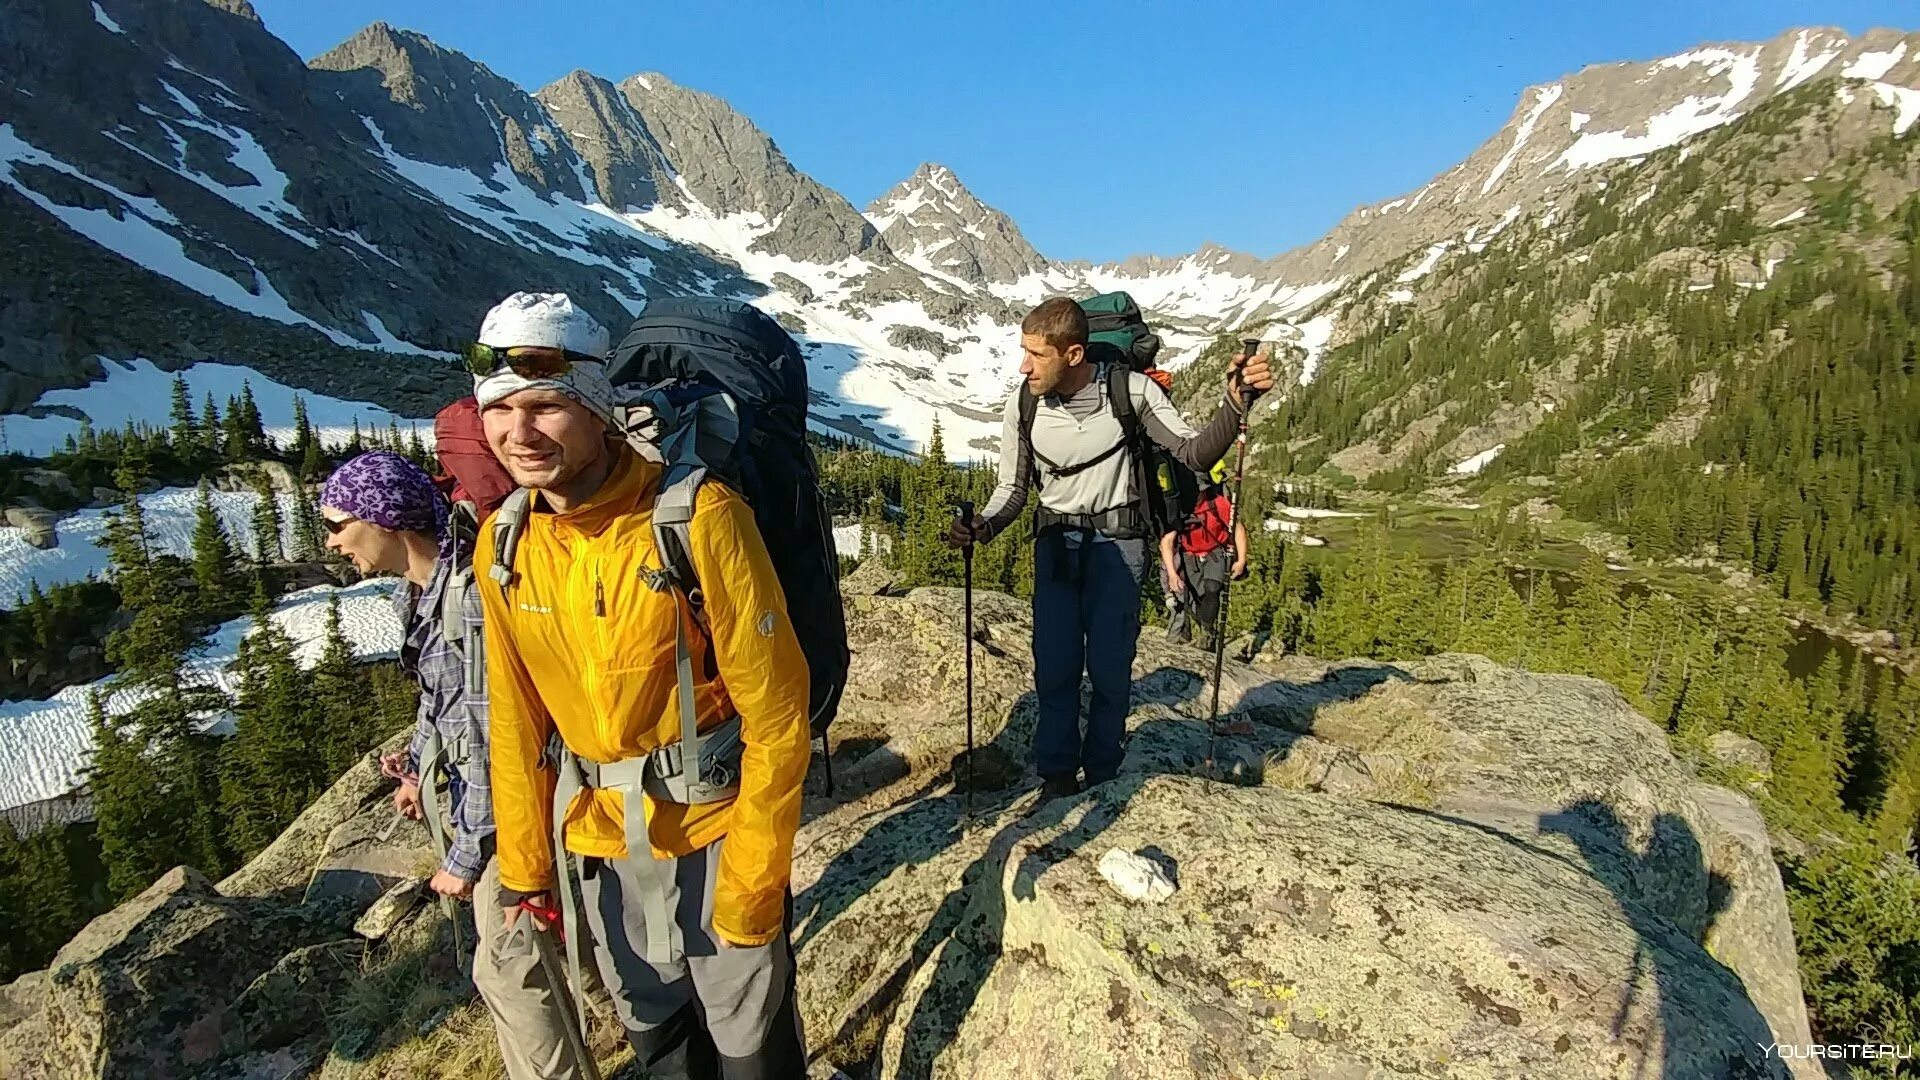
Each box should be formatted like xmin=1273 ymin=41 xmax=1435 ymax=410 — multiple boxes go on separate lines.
xmin=947 ymin=297 xmax=1274 ymax=797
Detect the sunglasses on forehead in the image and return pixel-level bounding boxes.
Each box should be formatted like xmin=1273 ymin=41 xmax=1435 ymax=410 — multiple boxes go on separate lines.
xmin=462 ymin=342 xmax=603 ymax=380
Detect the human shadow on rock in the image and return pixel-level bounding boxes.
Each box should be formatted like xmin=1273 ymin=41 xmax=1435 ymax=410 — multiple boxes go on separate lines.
xmin=1540 ymin=801 xmax=1783 ymax=1080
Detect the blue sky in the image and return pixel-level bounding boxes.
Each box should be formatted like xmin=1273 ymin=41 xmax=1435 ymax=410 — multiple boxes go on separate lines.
xmin=250 ymin=0 xmax=1915 ymax=263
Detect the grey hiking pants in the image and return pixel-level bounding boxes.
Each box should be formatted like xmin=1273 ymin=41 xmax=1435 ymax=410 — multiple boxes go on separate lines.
xmin=582 ymin=836 xmax=805 ymax=1080
xmin=1166 ymin=548 xmax=1230 ymax=646
xmin=473 ymin=859 xmax=603 ymax=1080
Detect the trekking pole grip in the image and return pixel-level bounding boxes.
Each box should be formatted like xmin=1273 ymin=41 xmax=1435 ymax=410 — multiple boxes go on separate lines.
xmin=957 ymin=500 xmax=976 ymax=550
xmin=1237 ymin=338 xmax=1262 ymax=411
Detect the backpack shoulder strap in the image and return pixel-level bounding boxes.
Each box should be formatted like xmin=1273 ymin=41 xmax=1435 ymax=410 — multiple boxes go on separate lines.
xmin=1017 ymin=386 xmax=1040 ymax=486
xmin=488 ymin=487 xmax=532 ymax=593
xmin=1108 ymin=364 xmax=1141 ymax=442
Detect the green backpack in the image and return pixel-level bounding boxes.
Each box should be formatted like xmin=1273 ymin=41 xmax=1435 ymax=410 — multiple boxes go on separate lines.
xmin=1079 ymin=291 xmax=1162 ymax=372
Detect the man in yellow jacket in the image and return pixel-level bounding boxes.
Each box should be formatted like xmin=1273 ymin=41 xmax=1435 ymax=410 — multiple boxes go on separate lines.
xmin=469 ymin=293 xmax=811 ymax=1079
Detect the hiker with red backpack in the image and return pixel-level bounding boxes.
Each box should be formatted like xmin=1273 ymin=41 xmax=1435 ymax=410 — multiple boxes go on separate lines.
xmin=474 ymin=292 xmax=839 ymax=1080
xmin=947 ymin=296 xmax=1274 ymax=800
xmin=319 ymin=449 xmax=600 ymax=1080
xmin=1162 ymin=459 xmax=1251 ymax=652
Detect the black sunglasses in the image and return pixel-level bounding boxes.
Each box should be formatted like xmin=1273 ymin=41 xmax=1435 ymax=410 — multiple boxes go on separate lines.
xmin=462 ymin=343 xmax=602 ymax=380
xmin=322 ymin=514 xmax=359 ymax=536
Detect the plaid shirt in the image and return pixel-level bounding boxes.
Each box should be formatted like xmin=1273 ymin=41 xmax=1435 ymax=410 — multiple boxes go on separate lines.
xmin=399 ymin=551 xmax=494 ymax=881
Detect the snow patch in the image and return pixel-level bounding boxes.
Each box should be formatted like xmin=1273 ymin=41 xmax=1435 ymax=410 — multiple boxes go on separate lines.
xmin=0 ymin=580 xmax=403 ymax=816
xmin=1450 ymin=444 xmax=1506 ymax=476
xmin=1770 ymin=207 xmax=1807 ymax=227
xmin=1387 ymin=288 xmax=1415 ymax=303
xmin=92 ymin=3 xmax=122 ymax=33
xmin=1553 ymin=48 xmax=1762 ymax=171
xmin=1397 ymin=243 xmax=1448 ymax=284
xmin=1868 ymin=82 xmax=1920 ymax=135
xmin=1483 ymin=83 xmax=1563 ymax=195
xmin=1842 ymin=42 xmax=1907 ymax=81
xmin=1777 ymin=31 xmax=1844 ymax=92
xmin=1569 ymin=111 xmax=1590 ymax=133
xmin=1278 ymin=506 xmax=1363 ymax=520
xmin=1332 ymin=244 xmax=1349 ymax=263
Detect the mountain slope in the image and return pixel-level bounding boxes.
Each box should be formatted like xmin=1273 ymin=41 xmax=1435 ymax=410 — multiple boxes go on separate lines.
xmin=1214 ymin=77 xmax=1920 ymax=640
xmin=0 ymin=3 xmax=1915 ymax=461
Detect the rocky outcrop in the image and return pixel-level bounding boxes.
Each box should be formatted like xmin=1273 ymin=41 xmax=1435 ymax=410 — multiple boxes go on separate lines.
xmin=792 ymin=590 xmax=1817 ymax=1078
xmin=0 ymin=587 xmax=1819 ymax=1079
xmin=0 ymin=867 xmax=356 ymax=1079
xmin=4 ymin=505 xmax=58 ymax=549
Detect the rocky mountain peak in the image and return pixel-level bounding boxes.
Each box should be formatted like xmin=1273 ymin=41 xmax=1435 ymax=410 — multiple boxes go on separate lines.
xmin=611 ymin=71 xmax=882 ymax=263
xmin=310 ymin=23 xmax=586 ymax=198
xmin=865 ymin=161 xmax=1047 ymax=285
xmin=533 ymin=68 xmax=667 ymax=210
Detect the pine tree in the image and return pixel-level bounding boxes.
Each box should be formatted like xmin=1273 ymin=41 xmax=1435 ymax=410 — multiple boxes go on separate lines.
xmin=249 ymin=472 xmax=283 ymax=564
xmin=310 ymin=594 xmax=367 ymax=775
xmin=237 ymin=382 xmax=266 ymax=454
xmin=0 ymin=819 xmax=91 ymax=980
xmin=290 ymin=395 xmax=316 ymax=471
xmin=189 ymin=479 xmax=239 ymax=616
xmin=199 ymin=392 xmax=222 ymax=456
xmin=222 ymin=395 xmax=251 ymax=463
xmin=219 ymin=610 xmax=324 ymax=857
xmin=287 ymin=485 xmax=323 ymax=562
xmin=168 ymin=374 xmax=196 ymax=451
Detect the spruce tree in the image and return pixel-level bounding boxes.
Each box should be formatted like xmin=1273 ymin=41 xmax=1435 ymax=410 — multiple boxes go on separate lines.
xmin=310 ymin=594 xmax=365 ymax=774
xmin=189 ymin=479 xmax=239 ymax=615
xmin=200 ymin=393 xmax=222 ymax=457
xmin=249 ymin=472 xmax=284 ymax=564
xmin=237 ymin=382 xmax=266 ymax=454
xmin=222 ymin=395 xmax=251 ymax=464
xmin=168 ymin=374 xmax=196 ymax=451
xmin=290 ymin=395 xmax=316 ymax=472
xmin=288 ymin=485 xmax=323 ymax=562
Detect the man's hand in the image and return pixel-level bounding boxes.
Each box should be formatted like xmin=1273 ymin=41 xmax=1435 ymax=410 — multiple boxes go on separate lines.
xmin=1228 ymin=348 xmax=1277 ymax=403
xmin=945 ymin=514 xmax=989 ymax=549
xmin=1168 ymin=572 xmax=1186 ymax=595
xmin=393 ymin=780 xmax=423 ymax=821
xmin=503 ymin=890 xmax=558 ymax=932
xmin=1231 ymin=558 xmax=1248 ymax=581
xmin=429 ymin=869 xmax=475 ymax=901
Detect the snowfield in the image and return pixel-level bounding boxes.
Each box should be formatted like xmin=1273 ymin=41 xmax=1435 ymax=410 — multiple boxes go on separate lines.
xmin=0 ymin=357 xmax=429 ymax=459
xmin=0 ymin=485 xmax=300 ymax=609
xmin=0 ymin=578 xmax=403 ymax=821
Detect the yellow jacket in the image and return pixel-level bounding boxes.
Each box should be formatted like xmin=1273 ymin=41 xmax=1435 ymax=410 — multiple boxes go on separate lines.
xmin=477 ymin=448 xmax=811 ymax=946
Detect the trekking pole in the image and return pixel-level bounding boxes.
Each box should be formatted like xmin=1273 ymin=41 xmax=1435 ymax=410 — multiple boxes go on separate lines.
xmin=957 ymin=500 xmax=976 ymax=816
xmin=1206 ymin=339 xmax=1262 ymax=776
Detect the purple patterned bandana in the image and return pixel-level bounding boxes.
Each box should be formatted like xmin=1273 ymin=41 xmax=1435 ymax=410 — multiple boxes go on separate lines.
xmin=321 ymin=451 xmax=449 ymax=545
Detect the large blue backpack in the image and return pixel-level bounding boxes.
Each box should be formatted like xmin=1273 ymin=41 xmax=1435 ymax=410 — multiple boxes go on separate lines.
xmin=484 ymin=298 xmax=850 ymax=796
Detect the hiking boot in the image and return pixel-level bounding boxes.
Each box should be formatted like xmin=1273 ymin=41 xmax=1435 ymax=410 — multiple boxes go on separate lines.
xmin=1038 ymin=773 xmax=1083 ymax=800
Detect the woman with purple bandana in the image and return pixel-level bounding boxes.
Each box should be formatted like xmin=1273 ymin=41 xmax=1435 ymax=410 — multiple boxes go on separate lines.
xmin=320 ymin=450 xmax=600 ymax=1080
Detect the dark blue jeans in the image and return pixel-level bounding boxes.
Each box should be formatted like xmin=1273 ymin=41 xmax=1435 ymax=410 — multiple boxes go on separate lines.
xmin=1031 ymin=533 xmax=1144 ymax=785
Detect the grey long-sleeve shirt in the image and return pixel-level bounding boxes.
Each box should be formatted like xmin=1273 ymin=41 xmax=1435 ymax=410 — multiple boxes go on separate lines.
xmin=980 ymin=368 xmax=1246 ymax=540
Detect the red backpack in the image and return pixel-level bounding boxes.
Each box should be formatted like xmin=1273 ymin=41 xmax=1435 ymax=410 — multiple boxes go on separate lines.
xmin=1179 ymin=492 xmax=1234 ymax=556
xmin=433 ymin=397 xmax=514 ymax=521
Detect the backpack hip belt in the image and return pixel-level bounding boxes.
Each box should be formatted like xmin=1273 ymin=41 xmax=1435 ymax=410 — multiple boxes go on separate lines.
xmin=1033 ymin=503 xmax=1147 ymax=541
